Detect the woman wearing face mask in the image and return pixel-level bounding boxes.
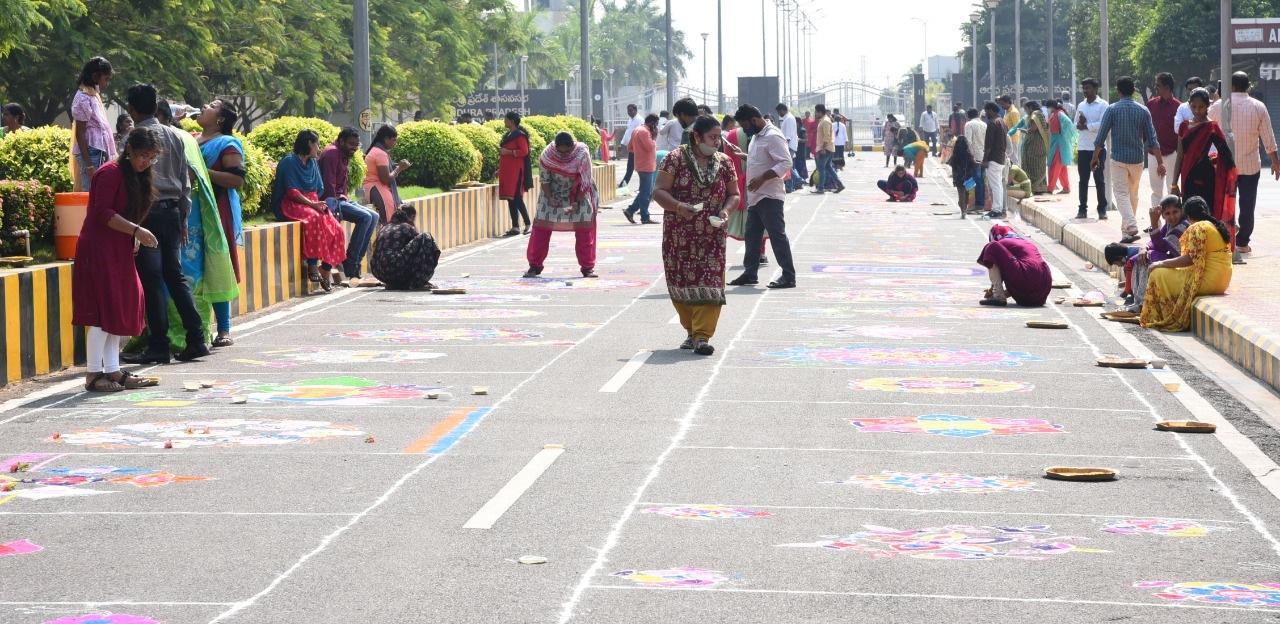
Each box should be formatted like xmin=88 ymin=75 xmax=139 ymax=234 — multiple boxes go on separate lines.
xmin=653 ymin=115 xmax=739 ymax=356
xmin=524 ymin=132 xmax=600 ymax=278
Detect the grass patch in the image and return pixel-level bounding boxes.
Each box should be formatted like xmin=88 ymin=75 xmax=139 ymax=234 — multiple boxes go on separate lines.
xmin=399 ymin=185 xmax=444 ymax=200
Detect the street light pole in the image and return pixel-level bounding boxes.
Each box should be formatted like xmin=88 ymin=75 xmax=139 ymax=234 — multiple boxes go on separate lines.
xmin=701 ymin=33 xmax=709 ymax=104
xmin=353 ymin=0 xmax=371 ymax=145
xmin=988 ymin=0 xmax=998 ymax=101
xmin=717 ymin=0 xmax=724 ymax=112
xmin=970 ymin=13 xmax=980 ymax=106
xmin=761 ymin=0 xmax=767 ymax=75
xmin=492 ymin=42 xmax=500 ymax=120
xmin=520 ymin=55 xmax=528 ymax=116
xmin=911 ymin=17 xmax=928 ymax=80
xmin=1221 ymin=0 xmax=1232 ymax=137
xmin=665 ymin=0 xmax=674 ymax=109
xmin=1100 ymin=0 xmax=1109 ymax=101
xmin=607 ymin=67 xmax=614 ymax=127
xmin=1047 ymin=0 xmax=1054 ymax=101
xmin=580 ymin=0 xmax=591 ymax=120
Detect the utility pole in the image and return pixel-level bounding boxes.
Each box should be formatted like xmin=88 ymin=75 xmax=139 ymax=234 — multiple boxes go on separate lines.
xmin=1047 ymin=0 xmax=1054 ymax=101
xmin=970 ymin=14 xmax=979 ymax=106
xmin=717 ymin=0 xmax=724 ymax=112
xmin=582 ymin=0 xmax=592 ymax=120
xmin=1014 ymin=0 xmax=1022 ymax=101
xmin=664 ymin=0 xmax=674 ymax=109
xmin=701 ymin=33 xmax=709 ymax=103
xmin=989 ymin=1 xmax=997 ymax=100
xmin=492 ymin=42 xmax=500 ymax=120
xmin=1100 ymin=0 xmax=1109 ymax=101
xmin=1221 ymin=0 xmax=1233 ymax=139
xmin=353 ymin=0 xmax=371 ymax=145
xmin=761 ymin=0 xmax=767 ymax=75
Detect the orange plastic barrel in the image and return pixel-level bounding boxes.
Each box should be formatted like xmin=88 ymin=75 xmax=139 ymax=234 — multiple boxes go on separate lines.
xmin=54 ymin=192 xmax=89 ymax=260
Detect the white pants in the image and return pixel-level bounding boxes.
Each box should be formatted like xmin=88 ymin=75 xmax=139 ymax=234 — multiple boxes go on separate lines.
xmin=1147 ymin=153 xmax=1176 ymax=214
xmin=1110 ymin=160 xmax=1144 ymax=235
xmin=86 ymin=326 xmax=122 ymax=374
xmin=986 ymin=162 xmax=1006 ymax=214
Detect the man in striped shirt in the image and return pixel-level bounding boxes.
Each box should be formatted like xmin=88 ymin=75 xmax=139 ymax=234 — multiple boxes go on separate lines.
xmin=1091 ymin=76 xmax=1165 ymax=244
xmin=1209 ymin=71 xmax=1280 ymax=254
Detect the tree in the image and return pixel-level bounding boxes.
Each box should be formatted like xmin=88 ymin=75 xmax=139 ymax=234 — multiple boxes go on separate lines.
xmin=1 ymin=0 xmax=84 ymax=58
xmin=554 ymin=0 xmax=692 ymax=87
xmin=1128 ymin=0 xmax=1276 ymax=91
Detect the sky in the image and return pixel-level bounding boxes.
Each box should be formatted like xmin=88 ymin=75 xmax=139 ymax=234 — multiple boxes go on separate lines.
xmin=514 ymin=0 xmax=980 ymax=99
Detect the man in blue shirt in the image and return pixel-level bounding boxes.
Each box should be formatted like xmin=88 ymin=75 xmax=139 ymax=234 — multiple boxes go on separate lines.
xmin=1090 ymin=76 xmax=1166 ymax=244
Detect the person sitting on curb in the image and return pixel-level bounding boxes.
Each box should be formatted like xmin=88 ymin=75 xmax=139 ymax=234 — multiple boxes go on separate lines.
xmin=977 ymin=223 xmax=1052 ymax=307
xmin=877 ymin=165 xmax=918 ymax=202
xmin=319 ymin=127 xmax=380 ymax=287
xmin=1104 ymin=195 xmax=1191 ymax=314
xmin=1140 ymin=196 xmax=1233 ymax=331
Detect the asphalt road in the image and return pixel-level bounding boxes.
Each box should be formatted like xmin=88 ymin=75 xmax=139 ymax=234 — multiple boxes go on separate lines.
xmin=5 ymin=155 xmax=1280 ymax=623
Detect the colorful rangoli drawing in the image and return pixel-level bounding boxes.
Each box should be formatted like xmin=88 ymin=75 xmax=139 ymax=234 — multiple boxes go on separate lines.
xmin=395 ymin=308 xmax=541 ymax=320
xmin=43 ymin=615 xmax=160 ymax=624
xmin=0 ymin=538 xmax=42 ymax=556
xmin=860 ymin=277 xmax=984 ymax=289
xmin=812 ymin=264 xmax=986 ymax=277
xmin=233 ymin=348 xmax=446 ymax=368
xmin=827 ymin=471 xmax=1039 ymax=495
xmin=641 ymin=505 xmax=772 ymax=520
xmin=849 ymin=414 xmax=1066 ymax=438
xmin=815 ymin=289 xmax=972 ymax=304
xmin=90 ymin=377 xmax=445 ymax=408
xmin=0 ymin=462 xmax=209 ymax=506
xmin=853 ymin=377 xmax=1035 ymax=394
xmin=610 ymin=567 xmax=732 ymax=588
xmin=327 ymin=328 xmax=546 ymax=343
xmin=778 ymin=524 xmax=1105 ymax=561
xmin=788 ymin=306 xmax=1035 ymax=320
xmin=1102 ymin=518 xmax=1226 ymax=538
xmin=1135 ymin=581 xmax=1280 ymax=607
xmin=106 ymin=472 xmax=210 ymax=488
xmin=432 ymin=277 xmax=647 ymax=291
xmin=57 ymin=419 xmax=366 ymax=449
xmin=764 ymin=347 xmax=1043 ymax=368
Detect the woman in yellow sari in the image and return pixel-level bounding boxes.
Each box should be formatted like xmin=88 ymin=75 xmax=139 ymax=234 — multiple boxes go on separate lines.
xmin=1140 ymin=196 xmax=1232 ymax=331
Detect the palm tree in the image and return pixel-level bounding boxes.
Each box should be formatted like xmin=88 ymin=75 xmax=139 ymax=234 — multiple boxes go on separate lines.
xmin=554 ymin=0 xmax=691 ymax=87
xmin=492 ymin=10 xmax=569 ymax=89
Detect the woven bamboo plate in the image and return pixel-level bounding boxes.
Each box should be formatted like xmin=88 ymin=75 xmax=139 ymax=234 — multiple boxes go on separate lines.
xmin=1051 ymin=282 xmax=1073 ymax=289
xmin=1044 ymin=466 xmax=1117 ymax=482
xmin=1156 ymin=421 xmax=1217 ymax=433
xmin=1101 ymin=312 xmax=1141 ymax=324
xmin=432 ymin=288 xmax=467 ymax=295
xmin=1026 ymin=320 xmax=1069 ymax=329
xmin=1097 ymin=356 xmax=1149 ymax=369
xmin=1072 ymin=299 xmax=1104 ymax=307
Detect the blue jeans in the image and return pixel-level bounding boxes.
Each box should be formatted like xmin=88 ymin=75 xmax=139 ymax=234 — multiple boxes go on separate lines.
xmin=785 ymin=150 xmax=803 ymax=192
xmin=815 ymin=151 xmax=842 ymax=193
xmin=325 ymin=198 xmax=377 ymax=278
xmin=627 ymin=171 xmax=656 ymax=220
xmin=76 ymin=147 xmax=108 ymax=192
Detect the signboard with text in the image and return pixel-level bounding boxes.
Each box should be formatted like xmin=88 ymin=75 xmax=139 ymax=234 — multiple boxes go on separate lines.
xmin=455 ymin=81 xmax=566 ymax=117
xmin=1233 ymin=19 xmax=1280 ymax=55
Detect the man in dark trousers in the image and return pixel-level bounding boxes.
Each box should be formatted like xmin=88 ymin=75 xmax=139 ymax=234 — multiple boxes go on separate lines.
xmin=728 ymin=105 xmax=797 ymax=290
xmin=122 ymin=83 xmax=209 ymax=364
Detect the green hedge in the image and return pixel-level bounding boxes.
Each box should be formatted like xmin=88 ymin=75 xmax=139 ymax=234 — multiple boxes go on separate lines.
xmin=455 ymin=124 xmax=501 ymax=182
xmin=0 ymin=180 xmax=55 ymax=250
xmin=246 ymin=116 xmax=365 ymax=193
xmin=557 ymin=116 xmax=602 ymax=154
xmin=392 ymin=121 xmax=480 ymax=189
xmin=0 ymin=127 xmax=73 ymax=193
xmin=238 ymin=137 xmax=271 ymax=217
xmin=522 ymin=116 xmax=570 ymax=149
xmin=484 ymin=120 xmax=547 ymax=160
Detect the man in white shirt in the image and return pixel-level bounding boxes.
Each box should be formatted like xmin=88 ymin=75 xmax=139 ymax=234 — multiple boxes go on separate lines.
xmin=964 ymin=108 xmax=987 ymax=209
xmin=618 ymin=104 xmax=642 ymax=188
xmin=919 ymin=105 xmax=940 ymax=156
xmin=833 ymin=112 xmax=848 ymax=170
xmin=775 ymin=103 xmax=801 ymax=192
xmin=1075 ymin=78 xmax=1110 ymax=219
xmin=658 ymin=98 xmax=698 ymax=151
xmin=728 ymin=105 xmax=796 ymax=290
xmin=1209 ymin=71 xmax=1280 ymax=253
xmin=1172 ymin=76 xmax=1203 ymax=136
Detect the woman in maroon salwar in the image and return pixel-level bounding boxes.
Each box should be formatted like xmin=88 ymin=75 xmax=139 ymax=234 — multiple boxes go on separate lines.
xmin=977 ymin=224 xmax=1052 ymax=307
xmin=73 ymin=127 xmax=163 ymax=392
xmin=1171 ymin=88 xmax=1238 ymax=247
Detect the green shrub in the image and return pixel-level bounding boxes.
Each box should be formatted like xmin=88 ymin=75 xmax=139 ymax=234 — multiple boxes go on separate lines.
xmin=246 ymin=116 xmax=364 ymax=194
xmin=392 ymin=121 xmax=481 ymax=189
xmin=455 ymin=123 xmax=501 ymax=182
xmin=556 ymin=115 xmax=602 ymax=154
xmin=522 ymin=116 xmax=570 ymax=149
xmin=238 ymin=136 xmax=270 ymax=218
xmin=178 ymin=118 xmax=201 ymax=134
xmin=0 ymin=126 xmax=73 ymax=193
xmin=0 ymin=180 xmax=55 ymax=248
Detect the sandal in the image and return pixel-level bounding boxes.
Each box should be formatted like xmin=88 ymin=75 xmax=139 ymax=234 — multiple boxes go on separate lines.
xmin=212 ymin=332 xmax=234 ymax=348
xmin=307 ymin=266 xmax=322 ymax=284
xmin=319 ymin=270 xmax=333 ymax=293
xmin=85 ymin=373 xmax=124 ymax=393
xmin=114 ymin=371 xmax=159 ymax=389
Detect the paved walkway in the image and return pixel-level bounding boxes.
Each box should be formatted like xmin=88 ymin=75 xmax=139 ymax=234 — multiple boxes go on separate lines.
xmin=4 ymin=155 xmax=1280 ymax=622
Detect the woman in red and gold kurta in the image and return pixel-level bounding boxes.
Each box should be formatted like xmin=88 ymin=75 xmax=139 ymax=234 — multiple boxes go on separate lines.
xmin=654 ymin=115 xmax=739 ymax=356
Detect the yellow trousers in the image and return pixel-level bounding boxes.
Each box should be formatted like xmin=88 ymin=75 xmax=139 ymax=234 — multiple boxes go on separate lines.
xmin=673 ymin=302 xmax=722 ymax=341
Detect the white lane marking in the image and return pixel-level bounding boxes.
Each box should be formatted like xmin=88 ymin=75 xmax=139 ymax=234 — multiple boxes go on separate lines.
xmin=209 ymin=255 xmax=670 ymax=623
xmin=582 ymin=585 xmax=1266 ymax=613
xmin=462 ymin=445 xmax=566 ymax=530
xmin=599 ymin=350 xmax=653 ymax=393
xmin=556 ymin=193 xmax=829 ymax=624
xmin=930 ymin=173 xmax=1280 ymax=559
xmin=633 ymin=501 xmax=1248 ymax=523
xmin=673 ymin=445 xmax=1195 ymax=461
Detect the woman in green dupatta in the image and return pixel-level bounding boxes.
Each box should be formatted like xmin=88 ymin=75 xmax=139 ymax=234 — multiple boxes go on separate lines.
xmin=170 ymin=125 xmax=237 ymax=351
xmin=1010 ymin=100 xmax=1049 ymax=194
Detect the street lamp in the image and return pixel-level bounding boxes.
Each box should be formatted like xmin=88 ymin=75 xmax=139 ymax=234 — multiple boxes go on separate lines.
xmin=607 ymin=68 xmax=615 ymax=127
xmin=970 ymin=11 xmax=981 ymax=107
xmin=520 ymin=55 xmax=529 ymax=116
xmin=717 ymin=0 xmax=724 ymax=113
xmin=1014 ymin=0 xmax=1022 ymax=101
xmin=701 ymin=32 xmax=709 ymax=104
xmin=910 ymin=17 xmax=928 ymax=80
xmin=987 ymin=0 xmax=999 ymax=101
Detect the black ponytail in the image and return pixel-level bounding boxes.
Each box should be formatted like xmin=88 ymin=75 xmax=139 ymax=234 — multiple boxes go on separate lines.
xmin=1183 ymin=196 xmax=1230 ymax=243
